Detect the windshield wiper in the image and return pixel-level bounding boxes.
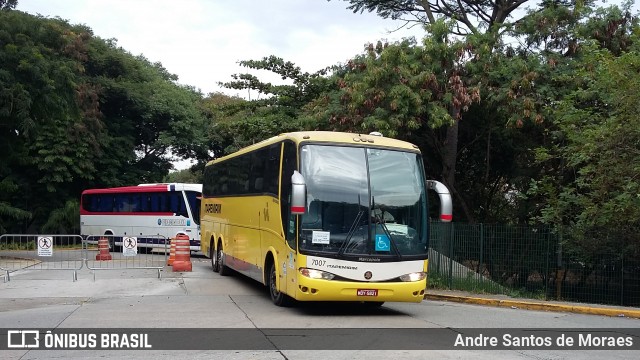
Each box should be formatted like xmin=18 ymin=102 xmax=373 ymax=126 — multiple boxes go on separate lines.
xmin=372 ymin=197 xmax=403 ymax=260
xmin=338 ymin=208 xmax=365 ymax=256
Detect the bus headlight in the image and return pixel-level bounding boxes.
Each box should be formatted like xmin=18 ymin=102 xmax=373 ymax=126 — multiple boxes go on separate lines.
xmin=300 ymin=268 xmax=335 ymax=280
xmin=399 ymin=272 xmax=426 ymax=282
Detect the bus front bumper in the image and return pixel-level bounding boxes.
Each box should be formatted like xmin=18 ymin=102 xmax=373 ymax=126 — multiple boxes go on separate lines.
xmin=294 ymin=276 xmax=426 ymax=303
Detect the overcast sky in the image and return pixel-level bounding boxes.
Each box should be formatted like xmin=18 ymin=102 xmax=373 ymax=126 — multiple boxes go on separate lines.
xmin=18 ymin=0 xmax=635 ymax=96
xmin=16 ymin=0 xmax=633 ymax=170
xmin=17 ymin=0 xmax=426 ymax=97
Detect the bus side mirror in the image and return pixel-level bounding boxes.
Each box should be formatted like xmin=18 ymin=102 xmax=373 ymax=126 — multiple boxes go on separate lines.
xmin=291 ymin=170 xmax=306 ymax=215
xmin=426 ymin=180 xmax=453 ymax=222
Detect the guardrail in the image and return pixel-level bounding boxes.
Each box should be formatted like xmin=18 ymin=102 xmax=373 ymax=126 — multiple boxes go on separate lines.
xmin=0 ymin=234 xmax=84 ymax=282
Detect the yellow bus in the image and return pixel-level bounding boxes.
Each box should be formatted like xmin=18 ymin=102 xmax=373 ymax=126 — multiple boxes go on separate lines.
xmin=200 ymin=131 xmax=452 ymax=306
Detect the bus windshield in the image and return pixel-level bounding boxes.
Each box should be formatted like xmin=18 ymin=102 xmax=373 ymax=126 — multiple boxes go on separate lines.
xmin=299 ymin=144 xmax=428 ymax=259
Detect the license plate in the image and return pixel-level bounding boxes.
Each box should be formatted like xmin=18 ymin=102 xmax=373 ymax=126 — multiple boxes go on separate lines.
xmin=357 ymin=289 xmax=378 ymax=296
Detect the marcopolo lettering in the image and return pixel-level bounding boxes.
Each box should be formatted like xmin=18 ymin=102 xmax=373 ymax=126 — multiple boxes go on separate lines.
xmin=205 ymin=203 xmax=222 ymax=214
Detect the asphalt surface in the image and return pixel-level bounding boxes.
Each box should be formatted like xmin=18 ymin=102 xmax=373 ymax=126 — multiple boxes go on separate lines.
xmin=2 ymin=254 xmax=639 ymax=319
xmin=1 ymin=253 xmax=639 ymax=360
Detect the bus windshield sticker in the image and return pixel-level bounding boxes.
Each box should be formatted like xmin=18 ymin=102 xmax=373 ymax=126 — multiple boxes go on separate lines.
xmin=375 ymin=234 xmax=390 ymax=252
xmin=312 ymin=231 xmax=330 ymax=244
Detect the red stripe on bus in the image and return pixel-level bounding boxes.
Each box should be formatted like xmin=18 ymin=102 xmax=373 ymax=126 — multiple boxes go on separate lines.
xmin=291 ymin=206 xmax=306 ymax=213
xmin=81 ymin=186 xmax=167 ymax=194
xmin=440 ymin=214 xmax=453 ymax=221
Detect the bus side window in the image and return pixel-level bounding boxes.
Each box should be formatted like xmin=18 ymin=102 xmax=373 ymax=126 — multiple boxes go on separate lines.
xmin=281 ymin=141 xmax=297 ymax=250
xmin=169 ymin=192 xmax=188 ymax=217
xmin=265 ymin=143 xmax=280 ymax=196
xmin=87 ymin=194 xmax=99 ymax=212
xmin=150 ymin=193 xmax=160 ymax=212
xmin=186 ymin=191 xmax=201 ymax=225
xmin=98 ymin=194 xmax=113 ymax=212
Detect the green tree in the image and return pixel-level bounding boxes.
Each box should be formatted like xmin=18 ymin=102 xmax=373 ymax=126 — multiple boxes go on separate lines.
xmin=84 ymin=38 xmax=207 ymax=185
xmin=325 ymin=0 xmax=547 ymax=221
xmin=0 ymin=0 xmax=17 ymax=10
xmin=41 ymin=199 xmax=79 ymax=234
xmin=211 ymin=56 xmax=330 ymax=157
xmin=0 ymin=11 xmax=103 ymax=232
xmin=163 ymin=169 xmax=203 ymax=184
xmin=531 ymin=40 xmax=640 ymax=255
xmin=333 ymin=0 xmax=529 ymax=35
xmin=320 ymin=0 xmax=633 ymax=225
xmin=304 ymin=24 xmax=484 ymax=220
xmin=0 ymin=178 xmax=31 ymax=233
xmin=0 ymin=10 xmax=207 ymax=233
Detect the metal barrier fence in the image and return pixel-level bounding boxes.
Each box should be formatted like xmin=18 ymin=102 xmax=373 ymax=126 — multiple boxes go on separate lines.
xmin=428 ymin=223 xmax=640 ymax=307
xmin=0 ymin=234 xmax=84 ymax=281
xmin=0 ymin=234 xmax=170 ymax=281
xmin=83 ymin=234 xmax=168 ymax=279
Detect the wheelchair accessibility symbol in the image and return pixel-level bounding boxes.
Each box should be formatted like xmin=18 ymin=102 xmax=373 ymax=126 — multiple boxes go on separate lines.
xmin=375 ymin=234 xmax=390 ymax=252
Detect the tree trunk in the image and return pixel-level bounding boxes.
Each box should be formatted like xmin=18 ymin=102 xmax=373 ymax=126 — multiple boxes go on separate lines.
xmin=442 ymin=107 xmax=475 ymax=222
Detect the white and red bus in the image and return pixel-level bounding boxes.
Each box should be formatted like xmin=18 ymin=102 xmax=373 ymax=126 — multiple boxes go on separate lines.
xmin=80 ymin=183 xmax=202 ymax=251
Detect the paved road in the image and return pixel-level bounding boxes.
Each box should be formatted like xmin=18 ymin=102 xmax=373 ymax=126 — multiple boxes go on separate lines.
xmin=0 ymin=256 xmax=638 ymax=359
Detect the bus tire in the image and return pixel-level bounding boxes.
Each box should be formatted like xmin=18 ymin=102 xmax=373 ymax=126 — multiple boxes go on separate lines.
xmin=210 ymin=239 xmax=219 ymax=273
xmin=268 ymin=262 xmax=293 ymax=307
xmin=217 ymin=241 xmax=230 ymax=276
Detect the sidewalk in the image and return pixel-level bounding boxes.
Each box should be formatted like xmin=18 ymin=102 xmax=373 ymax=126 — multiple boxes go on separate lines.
xmin=425 ymin=289 xmax=640 ymax=319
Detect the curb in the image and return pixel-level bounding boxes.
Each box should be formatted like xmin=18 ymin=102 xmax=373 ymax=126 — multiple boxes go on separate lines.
xmin=425 ymin=293 xmax=640 ymax=319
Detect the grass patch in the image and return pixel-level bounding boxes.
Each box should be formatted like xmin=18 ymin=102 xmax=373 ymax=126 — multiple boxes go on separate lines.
xmin=428 ymin=271 xmax=546 ymax=300
xmin=0 ymin=241 xmax=36 ymax=251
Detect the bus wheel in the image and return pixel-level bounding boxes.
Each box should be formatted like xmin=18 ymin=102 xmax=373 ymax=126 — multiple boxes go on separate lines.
xmin=210 ymin=240 xmax=219 ymax=273
xmin=217 ymin=241 xmax=230 ymax=276
xmin=268 ymin=262 xmax=292 ymax=307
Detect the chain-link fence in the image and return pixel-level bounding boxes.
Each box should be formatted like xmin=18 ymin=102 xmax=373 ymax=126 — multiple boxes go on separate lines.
xmin=428 ymin=223 xmax=640 ymax=307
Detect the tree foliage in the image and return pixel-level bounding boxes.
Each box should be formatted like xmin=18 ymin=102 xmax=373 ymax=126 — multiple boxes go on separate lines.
xmin=325 ymin=0 xmax=638 ymax=229
xmin=209 ymin=56 xmax=332 ymax=157
xmin=41 ymin=199 xmax=79 ymax=234
xmin=1 ymin=0 xmax=639 ymax=264
xmin=163 ymin=168 xmax=203 ymax=184
xmin=0 ymin=0 xmax=17 ymax=11
xmin=530 ymin=39 xmax=640 ymax=255
xmin=332 ymin=0 xmax=535 ymax=35
xmin=0 ymin=10 xmax=205 ymax=232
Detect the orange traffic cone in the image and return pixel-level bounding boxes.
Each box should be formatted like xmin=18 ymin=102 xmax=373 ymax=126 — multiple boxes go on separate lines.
xmin=172 ymin=234 xmax=192 ymax=272
xmin=167 ymin=238 xmax=176 ymax=266
xmin=95 ymin=237 xmax=112 ymax=261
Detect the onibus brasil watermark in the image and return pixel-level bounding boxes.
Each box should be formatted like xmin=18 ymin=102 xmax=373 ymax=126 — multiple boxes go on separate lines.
xmin=7 ymin=330 xmax=151 ymax=349
xmin=3 ymin=328 xmax=639 ymax=350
